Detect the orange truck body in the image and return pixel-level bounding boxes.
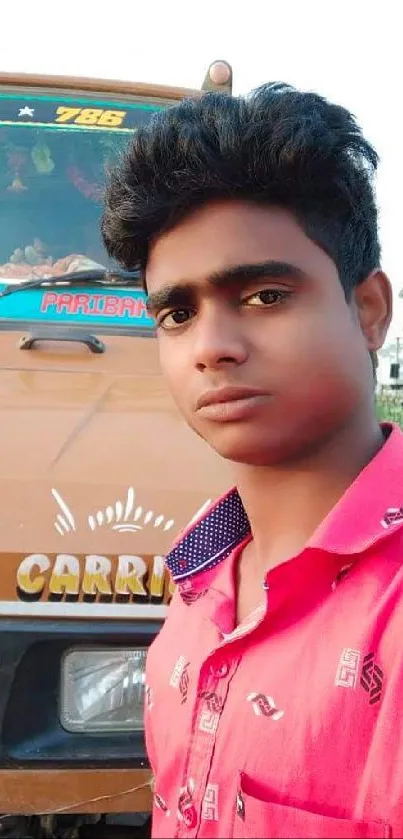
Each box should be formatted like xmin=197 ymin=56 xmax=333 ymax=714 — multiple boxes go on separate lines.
xmin=0 ymin=66 xmax=232 ymax=829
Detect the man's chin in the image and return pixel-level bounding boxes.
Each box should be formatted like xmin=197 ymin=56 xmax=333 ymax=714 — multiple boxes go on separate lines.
xmin=215 ymin=444 xmax=278 ymax=467
xmin=188 ymin=416 xmax=298 ymax=467
xmin=200 ymin=425 xmax=286 ymax=467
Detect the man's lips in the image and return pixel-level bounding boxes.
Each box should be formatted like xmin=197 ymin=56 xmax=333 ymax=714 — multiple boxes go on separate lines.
xmin=196 ymin=386 xmax=268 ymax=409
xmin=195 ymin=386 xmax=270 ymax=422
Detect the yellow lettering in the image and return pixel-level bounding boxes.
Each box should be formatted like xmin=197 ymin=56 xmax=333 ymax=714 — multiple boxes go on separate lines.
xmin=149 ymin=555 xmax=165 ymax=599
xmin=82 ymin=555 xmax=112 ymax=596
xmin=74 ymin=108 xmax=103 ymax=126
xmin=16 ymin=553 xmax=174 ymax=603
xmin=49 ymin=554 xmax=80 ymax=596
xmin=55 ymin=106 xmax=81 ymax=123
xmin=115 ymin=555 xmax=147 ymax=597
xmin=17 ymin=554 xmax=50 ymax=595
xmin=97 ymin=109 xmax=126 ymax=127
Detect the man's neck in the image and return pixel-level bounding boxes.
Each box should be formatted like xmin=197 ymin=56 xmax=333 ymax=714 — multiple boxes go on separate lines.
xmin=234 ymin=412 xmax=384 ymax=577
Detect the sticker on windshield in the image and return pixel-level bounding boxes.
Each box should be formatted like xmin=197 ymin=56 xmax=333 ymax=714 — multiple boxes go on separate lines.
xmin=55 ymin=106 xmax=127 ymax=128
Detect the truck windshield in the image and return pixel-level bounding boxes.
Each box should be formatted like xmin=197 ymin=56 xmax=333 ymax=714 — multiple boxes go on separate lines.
xmin=0 ymin=88 xmax=161 ymax=282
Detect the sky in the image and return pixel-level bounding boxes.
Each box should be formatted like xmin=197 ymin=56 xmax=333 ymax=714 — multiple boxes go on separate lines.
xmin=2 ymin=0 xmax=401 ymax=362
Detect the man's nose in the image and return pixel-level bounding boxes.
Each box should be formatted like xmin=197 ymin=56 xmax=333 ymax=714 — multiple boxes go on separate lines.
xmin=192 ymin=306 xmax=248 ymax=371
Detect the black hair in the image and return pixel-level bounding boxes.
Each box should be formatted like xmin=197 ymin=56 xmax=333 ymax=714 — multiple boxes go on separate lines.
xmin=101 ymin=82 xmax=381 ymax=296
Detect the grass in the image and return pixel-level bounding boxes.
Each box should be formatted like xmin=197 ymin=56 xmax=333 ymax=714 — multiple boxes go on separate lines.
xmin=376 ymin=391 xmax=403 ymax=427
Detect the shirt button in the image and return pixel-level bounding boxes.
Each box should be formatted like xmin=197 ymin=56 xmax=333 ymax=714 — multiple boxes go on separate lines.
xmin=210 ymin=662 xmax=229 ymax=678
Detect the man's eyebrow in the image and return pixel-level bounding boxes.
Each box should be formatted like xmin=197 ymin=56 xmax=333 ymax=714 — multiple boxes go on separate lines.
xmin=146 ymin=260 xmax=304 ymax=314
xmin=146 ymin=283 xmax=196 ymax=315
xmin=209 ymin=260 xmax=305 ymax=287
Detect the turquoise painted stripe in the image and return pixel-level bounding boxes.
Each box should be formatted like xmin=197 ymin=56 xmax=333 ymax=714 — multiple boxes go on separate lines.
xmin=0 ymin=119 xmax=134 ymax=133
xmin=0 ymin=284 xmax=154 ymax=330
xmin=0 ymin=91 xmax=163 ymax=111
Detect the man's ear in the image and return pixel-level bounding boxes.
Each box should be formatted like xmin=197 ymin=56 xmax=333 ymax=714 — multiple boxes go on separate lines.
xmin=354 ymin=270 xmax=393 ymax=351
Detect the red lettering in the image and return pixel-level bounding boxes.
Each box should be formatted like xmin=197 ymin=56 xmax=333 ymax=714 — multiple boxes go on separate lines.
xmin=41 ymin=292 xmax=58 ymax=312
xmin=115 ymin=296 xmax=148 ymax=319
xmin=103 ymin=296 xmax=119 ymax=316
xmin=90 ymin=294 xmax=105 ymax=315
xmin=71 ymin=294 xmax=90 ymax=315
xmin=133 ymin=297 xmax=147 ymax=318
xmin=56 ymin=293 xmax=73 ymax=313
xmin=41 ymin=291 xmax=148 ymax=321
xmin=118 ymin=297 xmax=136 ymax=317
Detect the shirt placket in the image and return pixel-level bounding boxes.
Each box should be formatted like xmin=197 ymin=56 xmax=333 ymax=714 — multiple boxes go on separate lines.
xmin=176 ymin=651 xmax=241 ymax=838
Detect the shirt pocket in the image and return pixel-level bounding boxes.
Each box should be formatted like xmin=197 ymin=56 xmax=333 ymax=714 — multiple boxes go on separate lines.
xmin=233 ymin=773 xmax=391 ymax=839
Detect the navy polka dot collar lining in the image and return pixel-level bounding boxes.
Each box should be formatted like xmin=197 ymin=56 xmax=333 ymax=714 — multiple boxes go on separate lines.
xmin=166 ymin=488 xmax=250 ymax=583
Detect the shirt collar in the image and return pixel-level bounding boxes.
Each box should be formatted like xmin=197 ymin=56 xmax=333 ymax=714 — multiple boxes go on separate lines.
xmin=166 ymin=423 xmax=403 ymax=596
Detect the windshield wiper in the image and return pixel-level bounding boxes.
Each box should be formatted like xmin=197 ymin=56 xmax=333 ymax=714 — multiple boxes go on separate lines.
xmin=0 ymin=268 xmax=141 ymax=298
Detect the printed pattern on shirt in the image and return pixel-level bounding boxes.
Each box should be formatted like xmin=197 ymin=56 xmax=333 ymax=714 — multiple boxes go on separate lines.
xmin=335 ymin=648 xmax=361 ymax=688
xmin=179 ymin=662 xmax=190 ymax=704
xmin=381 ymin=506 xmax=403 ymax=529
xmin=202 ymin=784 xmax=219 ymax=821
xmin=169 ymin=655 xmax=190 ymax=703
xmin=247 ymin=692 xmax=284 ymax=720
xmin=180 ymin=587 xmax=208 ymax=605
xmin=200 ymin=691 xmax=223 ymax=713
xmin=199 ymin=709 xmax=220 ymax=733
xmin=154 ymin=793 xmax=170 ymax=816
xmin=360 ymin=652 xmax=384 ymax=704
xmin=177 ymin=783 xmax=197 ymax=828
xmin=170 ymin=655 xmax=188 ymax=688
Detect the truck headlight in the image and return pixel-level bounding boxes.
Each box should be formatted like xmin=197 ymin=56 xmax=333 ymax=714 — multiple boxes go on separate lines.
xmin=60 ymin=648 xmax=147 ymax=733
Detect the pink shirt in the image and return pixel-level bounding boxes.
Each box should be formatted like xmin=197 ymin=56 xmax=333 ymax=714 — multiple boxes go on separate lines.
xmin=145 ymin=423 xmax=403 ymax=838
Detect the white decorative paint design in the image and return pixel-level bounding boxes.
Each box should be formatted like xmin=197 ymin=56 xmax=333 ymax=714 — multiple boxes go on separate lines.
xmin=51 ymin=488 xmax=76 ymax=535
xmin=88 ymin=487 xmax=175 ymax=534
xmin=18 ymin=106 xmax=35 ymax=118
xmin=52 ymin=486 xmax=213 ymax=543
xmin=187 ymin=499 xmax=212 ymax=526
xmin=52 ymin=486 xmax=175 ymax=536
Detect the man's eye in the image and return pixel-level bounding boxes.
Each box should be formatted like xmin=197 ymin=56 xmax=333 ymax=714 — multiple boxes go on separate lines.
xmin=158 ymin=309 xmax=193 ymax=330
xmin=243 ymin=289 xmax=289 ymax=306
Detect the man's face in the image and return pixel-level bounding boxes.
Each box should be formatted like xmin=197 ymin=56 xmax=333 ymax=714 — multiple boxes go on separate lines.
xmin=146 ymin=201 xmax=383 ymax=466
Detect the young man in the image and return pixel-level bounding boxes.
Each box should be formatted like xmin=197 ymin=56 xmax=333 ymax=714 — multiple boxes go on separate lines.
xmin=102 ymin=84 xmax=403 ymax=838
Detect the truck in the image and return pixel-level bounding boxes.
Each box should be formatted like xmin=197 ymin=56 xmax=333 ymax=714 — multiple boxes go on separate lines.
xmin=0 ymin=62 xmax=232 ymax=838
